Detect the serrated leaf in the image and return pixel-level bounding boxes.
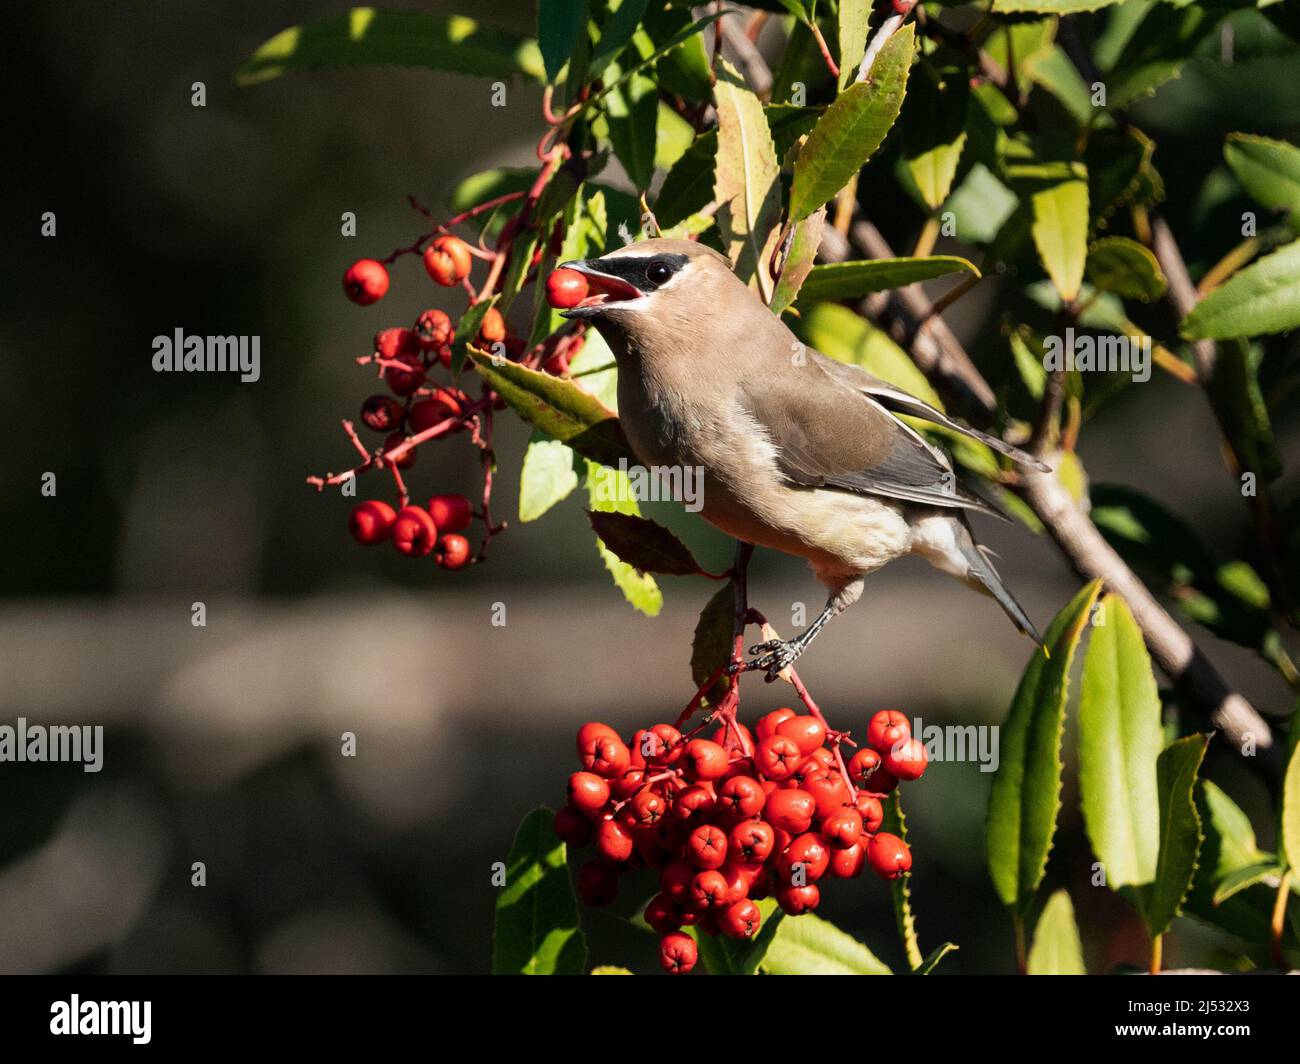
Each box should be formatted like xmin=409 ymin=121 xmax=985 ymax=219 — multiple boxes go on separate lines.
xmin=1225 ymin=133 xmax=1300 ymax=231
xmin=691 ymin=581 xmax=735 ymax=698
xmin=538 ymin=0 xmax=584 ymax=84
xmin=1213 ymin=862 xmax=1284 ymax=906
xmin=769 ymin=207 xmax=827 ymax=313
xmin=1086 ymin=127 xmax=1161 ymax=232
xmin=1027 ymin=889 xmax=1086 ymax=974
xmin=1029 ymin=176 xmax=1089 ymax=302
xmin=1140 ymin=734 xmax=1208 ymax=938
xmin=584 ymin=511 xmax=708 ymax=576
xmin=883 ymin=792 xmax=923 ymax=970
xmin=1283 ymin=740 xmax=1300 ymax=870
xmin=237 ymin=9 xmax=545 ymax=86
xmin=986 ymin=580 xmax=1103 ymax=913
xmin=1086 ymin=237 xmax=1167 ymax=301
xmin=714 ymin=60 xmax=782 ymax=300
xmin=788 ymin=24 xmax=914 ymax=221
xmin=1078 ymin=593 xmax=1163 ymax=890
xmin=586 ymin=461 xmax=662 ymax=616
xmin=492 ymin=806 xmax=586 ymax=975
xmin=694 ymin=897 xmax=783 ymax=974
xmin=468 ymin=348 xmax=634 ymax=467
xmin=758 ymin=912 xmax=892 ymax=974
xmin=1181 ymin=239 xmax=1300 ymax=340
xmin=837 ymin=0 xmax=872 ymax=90
xmin=519 ymin=434 xmax=580 ymax=522
xmin=911 ymin=942 xmax=958 ymax=974
xmin=798 ymin=256 xmax=979 ymax=302
xmin=902 ymin=65 xmax=970 ymax=211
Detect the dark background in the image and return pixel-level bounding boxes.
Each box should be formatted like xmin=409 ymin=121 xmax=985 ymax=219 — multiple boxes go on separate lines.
xmin=0 ymin=1 xmax=1296 ymax=974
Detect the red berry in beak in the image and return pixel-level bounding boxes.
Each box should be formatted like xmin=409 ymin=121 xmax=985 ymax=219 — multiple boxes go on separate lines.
xmin=545 ymin=268 xmax=589 ymax=309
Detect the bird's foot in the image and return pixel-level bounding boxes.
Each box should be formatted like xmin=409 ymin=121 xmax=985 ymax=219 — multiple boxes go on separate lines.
xmin=745 ymin=638 xmax=805 ymax=683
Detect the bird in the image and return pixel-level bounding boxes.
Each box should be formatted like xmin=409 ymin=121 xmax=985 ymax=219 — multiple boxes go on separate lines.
xmin=558 ymin=237 xmax=1048 ymax=680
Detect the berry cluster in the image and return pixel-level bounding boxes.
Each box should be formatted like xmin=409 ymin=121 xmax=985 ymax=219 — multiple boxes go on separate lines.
xmin=553 ymin=708 xmax=927 ymax=975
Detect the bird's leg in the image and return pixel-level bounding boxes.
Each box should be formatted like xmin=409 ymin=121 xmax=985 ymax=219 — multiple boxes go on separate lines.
xmin=746 ymin=599 xmax=839 ymax=682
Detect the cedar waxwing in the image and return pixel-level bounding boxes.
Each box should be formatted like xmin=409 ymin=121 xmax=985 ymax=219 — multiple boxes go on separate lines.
xmin=560 ymin=238 xmax=1048 ymax=679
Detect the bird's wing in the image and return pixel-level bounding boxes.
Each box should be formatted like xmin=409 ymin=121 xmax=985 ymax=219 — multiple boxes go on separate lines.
xmin=810 ymin=350 xmax=1051 ymax=472
xmin=737 ymin=359 xmax=1005 ymax=517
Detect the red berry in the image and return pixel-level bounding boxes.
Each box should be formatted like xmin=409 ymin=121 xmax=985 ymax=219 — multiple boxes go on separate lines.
xmin=848 ymin=747 xmax=883 ymax=788
xmin=391 ymin=505 xmax=437 ymax=557
xmin=576 ymin=858 xmax=619 ymax=906
xmin=685 ymin=824 xmax=728 ymax=870
xmin=854 ymin=793 xmax=885 ymax=833
xmin=683 ymin=739 xmax=729 ymax=781
xmin=756 ymin=735 xmax=803 ymax=781
xmin=629 ymin=789 xmax=667 ymax=827
xmin=644 ymin=893 xmax=682 ymax=933
xmin=866 ymin=766 xmax=899 ymax=795
xmin=776 ymin=715 xmax=827 ymax=756
xmin=383 ymin=355 xmax=424 ymax=397
xmin=829 ymin=842 xmax=866 ymax=879
xmin=867 ymin=832 xmax=912 ymax=880
xmin=348 ymin=500 xmax=396 ymax=545
xmin=611 ymin=767 xmax=645 ymax=800
xmin=414 ymin=308 xmax=454 ymax=349
xmin=576 ymin=722 xmax=619 ymax=761
xmin=408 ymin=396 xmax=458 ymax=435
xmin=764 ymin=788 xmax=816 ymax=834
xmin=821 ymin=806 xmax=863 ymax=848
xmin=718 ymin=775 xmax=766 ymax=819
xmin=689 ymin=869 xmax=730 ymax=910
xmin=717 ymin=860 xmax=757 ymax=904
xmin=883 ymin=736 xmax=928 ymax=781
xmin=660 ymin=860 xmax=695 ymax=904
xmin=375 ymin=327 xmax=419 ymax=360
xmin=659 ymin=931 xmax=697 ymax=975
xmin=866 ymin=710 xmax=911 ymax=754
xmin=756 ymin=708 xmax=798 ymax=740
xmin=778 ymin=832 xmax=830 ymax=884
xmin=360 ymin=394 xmax=403 ymax=432
xmin=567 ymin=771 xmax=610 ymax=812
xmin=545 ymin=268 xmax=589 ymax=309
xmin=428 ymin=494 xmax=472 ymax=534
xmin=478 ymin=306 xmax=507 ymax=345
xmin=673 ymin=785 xmax=717 ymax=824
xmin=343 ymin=259 xmax=389 ymax=305
xmin=805 ymin=774 xmax=852 ymax=820
xmin=382 ymin=433 xmax=416 ymax=470
xmin=596 ymin=818 xmax=634 ymax=863
xmin=718 ymin=897 xmax=762 ymax=939
xmin=775 ymin=883 xmax=820 ymax=915
xmin=729 ymin=820 xmax=776 ymax=863
xmin=423 ymin=236 xmax=472 ymax=286
xmin=553 ymin=805 xmax=591 ymax=848
xmin=711 ymin=721 xmax=754 ymax=752
xmin=435 ymin=533 xmax=471 ymax=570
xmin=583 ymin=735 xmax=631 ymax=779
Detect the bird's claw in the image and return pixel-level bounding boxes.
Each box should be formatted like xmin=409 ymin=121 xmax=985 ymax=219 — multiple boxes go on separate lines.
xmin=746 ymin=638 xmax=802 ymax=682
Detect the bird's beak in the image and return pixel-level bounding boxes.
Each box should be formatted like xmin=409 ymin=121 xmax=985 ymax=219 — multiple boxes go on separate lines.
xmin=557 ymin=259 xmax=644 ymax=319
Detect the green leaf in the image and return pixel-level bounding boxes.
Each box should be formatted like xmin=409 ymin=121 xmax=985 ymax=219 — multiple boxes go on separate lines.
xmin=1204 ymin=339 xmax=1283 ymax=481
xmin=1078 ymin=593 xmax=1163 ymax=891
xmin=797 ymin=256 xmax=979 ymax=302
xmin=1213 ymin=862 xmax=1285 ymax=906
xmin=1027 ymin=889 xmax=1087 ymax=974
xmin=837 ymin=0 xmax=872 ymax=90
xmin=605 ymin=67 xmax=659 ymax=191
xmin=769 ymin=207 xmax=827 ymax=314
xmin=584 ymin=511 xmax=709 ymax=576
xmin=1283 ymin=740 xmax=1300 ymax=870
xmin=758 ymin=912 xmax=892 ymax=974
xmin=468 ymin=348 xmax=634 ymax=468
xmin=453 ymin=298 xmax=499 ymax=374
xmin=788 ymin=23 xmax=915 ymax=221
xmin=1106 ymin=3 xmax=1222 ymax=110
xmin=713 ymin=61 xmax=783 ymax=300
xmin=694 ymin=897 xmax=783 ymax=974
xmin=586 ymin=461 xmax=662 ymax=616
xmin=911 ymin=942 xmax=959 ymax=975
xmin=587 ymin=0 xmax=650 ymax=84
xmin=1086 ymin=237 xmax=1167 ymax=301
xmin=882 ymin=792 xmax=924 ymax=970
xmin=902 ymin=64 xmax=970 ymax=211
xmin=991 ymin=0 xmax=1121 ymax=11
xmin=656 ymin=133 xmax=718 ymax=228
xmin=1188 ymin=781 xmax=1282 ymax=946
xmin=590 ymin=964 xmax=633 ymax=974
xmin=1026 ymin=45 xmax=1094 ymax=128
xmin=519 ymin=434 xmax=580 ymax=523
xmin=237 ymin=9 xmax=545 ymax=86
xmin=1028 ymin=174 xmax=1089 ymax=302
xmin=448 ymin=168 xmax=537 ymax=215
xmin=1225 ymin=133 xmax=1300 ymax=231
xmin=1140 ymin=734 xmax=1208 ymax=938
xmin=691 ymin=581 xmax=735 ymax=698
xmin=1086 ymin=127 xmax=1163 ymax=232
xmin=538 ymin=0 xmax=584 ymax=84
xmin=492 ymin=806 xmax=587 ymax=975
xmin=986 ymin=580 xmax=1103 ymax=913
xmin=1181 ymin=239 xmax=1300 ymax=340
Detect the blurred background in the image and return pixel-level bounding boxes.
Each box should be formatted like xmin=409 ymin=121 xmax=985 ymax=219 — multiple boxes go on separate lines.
xmin=1 ymin=0 xmax=1296 ymax=974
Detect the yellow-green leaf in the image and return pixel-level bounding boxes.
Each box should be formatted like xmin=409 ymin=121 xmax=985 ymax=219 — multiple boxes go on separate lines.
xmin=1027 ymin=889 xmax=1086 ymax=974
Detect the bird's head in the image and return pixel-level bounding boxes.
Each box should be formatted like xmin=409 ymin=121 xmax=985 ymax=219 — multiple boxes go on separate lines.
xmin=557 ymin=238 xmax=760 ymax=358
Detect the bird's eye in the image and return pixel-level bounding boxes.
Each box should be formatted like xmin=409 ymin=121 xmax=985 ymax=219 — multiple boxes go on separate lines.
xmin=646 ymin=260 xmax=673 ymax=285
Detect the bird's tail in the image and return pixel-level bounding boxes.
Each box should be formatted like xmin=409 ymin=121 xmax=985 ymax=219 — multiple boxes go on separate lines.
xmin=956 ymin=527 xmax=1044 ymax=648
